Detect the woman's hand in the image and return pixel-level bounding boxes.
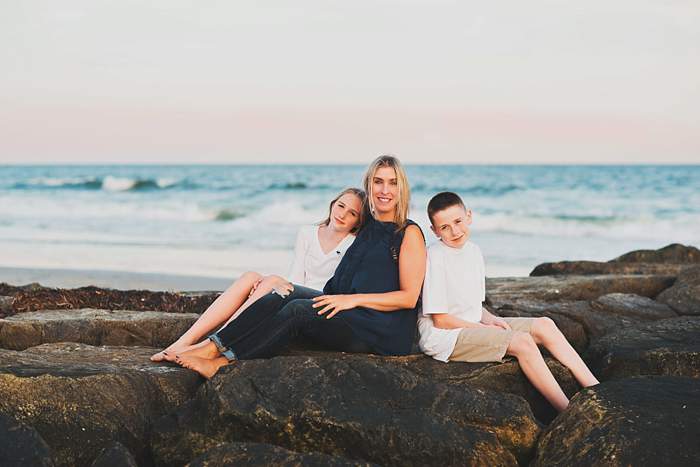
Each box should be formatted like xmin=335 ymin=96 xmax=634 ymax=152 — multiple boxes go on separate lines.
xmin=312 ymin=294 xmax=358 ymax=319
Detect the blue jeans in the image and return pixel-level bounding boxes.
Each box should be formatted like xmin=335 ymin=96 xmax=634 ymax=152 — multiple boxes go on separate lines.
xmin=214 ymin=284 xmax=374 ymax=359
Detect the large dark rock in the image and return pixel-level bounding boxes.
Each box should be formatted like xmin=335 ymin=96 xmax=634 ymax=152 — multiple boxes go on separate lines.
xmin=0 ymin=343 xmax=201 ymax=467
xmin=656 ymin=265 xmax=700 ymax=316
xmin=612 ymin=243 xmax=700 ymax=264
xmin=0 ymin=309 xmax=199 ymax=350
xmin=0 ymin=413 xmax=54 ymax=467
xmin=530 ymin=260 xmax=687 ymax=277
xmin=0 ymin=283 xmax=218 ymax=317
xmin=493 ymin=293 xmax=679 ymax=352
xmin=585 ymin=316 xmax=700 ymax=379
xmin=532 ymin=376 xmax=700 ymax=467
xmin=530 ymin=243 xmax=700 ymax=277
xmin=486 ymin=275 xmax=674 ymax=309
xmin=187 ymin=442 xmax=377 ymax=467
xmin=90 ymin=442 xmax=137 ymax=467
xmin=152 ymin=354 xmax=541 ymax=467
xmin=384 ymin=354 xmax=579 ymax=424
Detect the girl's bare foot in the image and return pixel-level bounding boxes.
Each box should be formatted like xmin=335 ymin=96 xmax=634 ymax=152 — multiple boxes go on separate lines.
xmin=174 ymin=340 xmax=220 ymax=361
xmin=161 ymin=340 xmax=213 ymax=362
xmin=151 ymin=344 xmax=189 ymax=362
xmin=176 ymin=355 xmax=230 ymax=380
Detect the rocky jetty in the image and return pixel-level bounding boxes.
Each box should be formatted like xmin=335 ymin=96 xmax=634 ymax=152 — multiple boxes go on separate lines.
xmin=0 ymin=243 xmax=698 ymax=466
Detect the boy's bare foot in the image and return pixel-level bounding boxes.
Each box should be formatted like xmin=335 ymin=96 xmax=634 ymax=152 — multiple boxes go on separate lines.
xmin=175 ymin=355 xmax=230 ymax=380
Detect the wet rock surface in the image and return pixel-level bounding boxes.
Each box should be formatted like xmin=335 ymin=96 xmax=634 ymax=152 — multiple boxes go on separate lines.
xmin=152 ymin=354 xmax=541 ymax=467
xmin=656 ymin=265 xmax=700 ymax=316
xmin=0 ymin=344 xmax=200 ymax=467
xmin=485 ymin=274 xmax=674 ymax=309
xmin=0 ymin=309 xmax=199 ymax=351
xmin=585 ymin=316 xmax=700 ymax=379
xmin=532 ymin=376 xmax=700 ymax=467
xmin=0 ymin=413 xmax=54 ymax=467
xmin=381 ymin=353 xmax=579 ymax=424
xmin=90 ymin=442 xmax=138 ymax=467
xmin=186 ymin=442 xmax=378 ymax=467
xmin=0 ymin=244 xmax=698 ymax=466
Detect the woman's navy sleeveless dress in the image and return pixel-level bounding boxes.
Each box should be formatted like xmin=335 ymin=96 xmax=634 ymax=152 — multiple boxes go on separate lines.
xmin=324 ymin=217 xmax=423 ymax=355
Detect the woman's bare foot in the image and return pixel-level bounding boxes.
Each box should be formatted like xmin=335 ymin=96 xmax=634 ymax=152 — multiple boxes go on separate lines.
xmin=176 ymin=355 xmax=230 ymax=380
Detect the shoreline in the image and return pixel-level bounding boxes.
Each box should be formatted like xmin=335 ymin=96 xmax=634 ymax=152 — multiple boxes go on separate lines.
xmin=0 ymin=264 xmax=532 ymax=293
xmin=0 ymin=266 xmax=233 ymax=292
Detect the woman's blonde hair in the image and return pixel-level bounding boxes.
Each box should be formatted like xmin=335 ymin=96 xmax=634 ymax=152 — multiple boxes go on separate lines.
xmin=319 ymin=187 xmax=367 ymax=233
xmin=362 ymin=154 xmax=411 ymax=228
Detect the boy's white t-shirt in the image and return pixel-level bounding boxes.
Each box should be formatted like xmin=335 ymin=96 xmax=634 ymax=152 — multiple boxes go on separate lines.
xmin=287 ymin=225 xmax=355 ymax=291
xmin=418 ymin=239 xmax=486 ymax=362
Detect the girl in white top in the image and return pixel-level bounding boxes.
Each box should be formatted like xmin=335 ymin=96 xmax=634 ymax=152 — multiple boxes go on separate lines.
xmin=151 ymin=188 xmax=366 ymax=362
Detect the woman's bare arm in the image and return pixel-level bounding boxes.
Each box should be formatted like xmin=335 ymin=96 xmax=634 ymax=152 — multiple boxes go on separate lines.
xmin=313 ymin=225 xmax=426 ymax=317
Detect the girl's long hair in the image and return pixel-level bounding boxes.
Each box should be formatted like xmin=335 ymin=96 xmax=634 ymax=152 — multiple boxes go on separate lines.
xmin=362 ymin=154 xmax=410 ymax=228
xmin=319 ymin=187 xmax=367 ymax=233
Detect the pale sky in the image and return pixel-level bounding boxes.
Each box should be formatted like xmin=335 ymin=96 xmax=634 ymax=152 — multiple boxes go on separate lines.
xmin=1 ymin=1 xmax=699 ymax=164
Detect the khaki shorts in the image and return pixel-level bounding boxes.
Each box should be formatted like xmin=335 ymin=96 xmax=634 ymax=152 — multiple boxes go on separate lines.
xmin=449 ymin=318 xmax=536 ymax=363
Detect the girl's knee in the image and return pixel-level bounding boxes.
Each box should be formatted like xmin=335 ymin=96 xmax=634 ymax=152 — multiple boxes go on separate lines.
xmin=238 ymin=271 xmax=263 ymax=284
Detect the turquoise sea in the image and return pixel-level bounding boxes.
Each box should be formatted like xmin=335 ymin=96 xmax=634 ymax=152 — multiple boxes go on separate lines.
xmin=1 ymin=165 xmax=698 ymax=279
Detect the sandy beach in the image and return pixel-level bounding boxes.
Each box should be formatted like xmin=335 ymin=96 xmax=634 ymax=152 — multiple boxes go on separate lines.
xmin=0 ymin=266 xmax=232 ymax=292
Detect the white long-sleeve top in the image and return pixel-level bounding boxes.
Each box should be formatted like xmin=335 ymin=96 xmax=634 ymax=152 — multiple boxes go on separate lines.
xmin=287 ymin=225 xmax=355 ymax=291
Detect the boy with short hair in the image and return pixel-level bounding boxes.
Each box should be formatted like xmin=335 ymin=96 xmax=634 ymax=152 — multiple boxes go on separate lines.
xmin=418 ymin=192 xmax=598 ymax=412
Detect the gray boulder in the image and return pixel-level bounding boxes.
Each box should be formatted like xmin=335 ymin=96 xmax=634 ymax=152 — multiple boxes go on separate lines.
xmin=532 ymin=376 xmax=700 ymax=467
xmin=486 ymin=275 xmax=674 ymax=309
xmin=0 ymin=308 xmax=199 ymax=350
xmin=656 ymin=265 xmax=700 ymax=316
xmin=585 ymin=316 xmax=700 ymax=379
xmin=530 ymin=260 xmax=687 ymax=277
xmin=591 ymin=293 xmax=677 ymax=320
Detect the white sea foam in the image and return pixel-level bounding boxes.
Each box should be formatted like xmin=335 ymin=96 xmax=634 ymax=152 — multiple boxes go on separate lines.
xmin=102 ymin=176 xmax=137 ymax=192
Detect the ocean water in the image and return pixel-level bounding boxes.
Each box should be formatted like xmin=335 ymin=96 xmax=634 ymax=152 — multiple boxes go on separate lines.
xmin=1 ymin=165 xmax=698 ymax=280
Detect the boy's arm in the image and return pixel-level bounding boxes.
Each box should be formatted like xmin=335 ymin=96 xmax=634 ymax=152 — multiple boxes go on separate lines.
xmin=480 ymin=308 xmax=511 ymax=330
xmin=431 ymin=313 xmax=486 ymax=330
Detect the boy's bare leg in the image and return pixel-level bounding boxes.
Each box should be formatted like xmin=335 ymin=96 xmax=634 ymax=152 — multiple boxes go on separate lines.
xmin=529 ymin=317 xmax=600 ymax=387
xmin=507 ymin=331 xmax=570 ymax=412
xmin=150 ymin=271 xmax=262 ymax=362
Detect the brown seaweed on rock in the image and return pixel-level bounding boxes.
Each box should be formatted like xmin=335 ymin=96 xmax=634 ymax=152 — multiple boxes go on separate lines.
xmin=0 ymin=282 xmax=219 ymax=318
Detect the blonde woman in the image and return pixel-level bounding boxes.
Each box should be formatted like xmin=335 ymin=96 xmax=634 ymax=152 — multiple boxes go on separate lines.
xmin=151 ymin=188 xmax=366 ymax=362
xmin=175 ymin=155 xmax=427 ymax=379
